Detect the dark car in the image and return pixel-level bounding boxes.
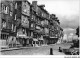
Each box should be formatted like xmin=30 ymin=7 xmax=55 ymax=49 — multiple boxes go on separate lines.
xmin=59 ymin=39 xmax=79 ymax=55
xmin=59 ymin=47 xmax=79 ymax=55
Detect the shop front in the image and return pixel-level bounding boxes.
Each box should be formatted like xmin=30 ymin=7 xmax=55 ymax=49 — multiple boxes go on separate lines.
xmin=0 ymin=31 xmax=9 ymax=48
xmin=32 ymin=38 xmax=38 ymax=47
xmin=48 ymin=37 xmax=58 ymax=44
xmin=17 ymin=34 xmax=30 ymax=47
xmin=38 ymin=35 xmax=44 ymax=46
xmin=0 ymin=29 xmax=16 ymax=48
xmin=43 ymin=35 xmax=49 ymax=45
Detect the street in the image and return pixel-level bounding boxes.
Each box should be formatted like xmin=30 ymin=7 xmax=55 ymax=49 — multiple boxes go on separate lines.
xmin=1 ymin=43 xmax=71 ymax=55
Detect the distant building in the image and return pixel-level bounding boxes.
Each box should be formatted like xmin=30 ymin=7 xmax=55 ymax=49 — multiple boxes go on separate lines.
xmin=76 ymin=26 xmax=79 ymax=37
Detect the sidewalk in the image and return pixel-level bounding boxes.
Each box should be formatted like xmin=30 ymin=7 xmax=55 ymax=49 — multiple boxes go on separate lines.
xmin=0 ymin=45 xmax=48 ymax=52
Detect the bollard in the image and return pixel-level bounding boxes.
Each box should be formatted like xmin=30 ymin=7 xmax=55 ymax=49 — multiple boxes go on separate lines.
xmin=50 ymin=48 xmax=53 ymax=55
xmin=59 ymin=47 xmax=62 ymax=52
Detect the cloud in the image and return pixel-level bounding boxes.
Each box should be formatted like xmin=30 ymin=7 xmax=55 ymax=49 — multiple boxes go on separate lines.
xmin=60 ymin=15 xmax=79 ymax=29
xmin=63 ymin=28 xmax=76 ymax=35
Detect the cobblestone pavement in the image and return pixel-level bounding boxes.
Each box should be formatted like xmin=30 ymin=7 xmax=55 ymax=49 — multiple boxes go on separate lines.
xmin=1 ymin=43 xmax=71 ymax=55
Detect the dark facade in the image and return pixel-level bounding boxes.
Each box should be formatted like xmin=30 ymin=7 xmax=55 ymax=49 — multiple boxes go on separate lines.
xmin=0 ymin=0 xmax=17 ymax=47
xmin=76 ymin=26 xmax=79 ymax=37
xmin=30 ymin=1 xmax=49 ymax=46
xmin=15 ymin=0 xmax=31 ymax=46
xmin=0 ymin=0 xmax=63 ymax=48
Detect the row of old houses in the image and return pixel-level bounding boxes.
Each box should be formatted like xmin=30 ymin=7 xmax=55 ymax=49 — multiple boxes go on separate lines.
xmin=0 ymin=0 xmax=63 ymax=48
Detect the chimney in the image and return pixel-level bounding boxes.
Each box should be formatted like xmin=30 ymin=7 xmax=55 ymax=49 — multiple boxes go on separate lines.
xmin=32 ymin=1 xmax=37 ymax=11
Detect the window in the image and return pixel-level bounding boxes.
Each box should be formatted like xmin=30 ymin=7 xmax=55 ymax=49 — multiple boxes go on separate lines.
xmin=31 ymin=24 xmax=33 ymax=27
xmin=10 ymin=12 xmax=12 ymax=16
xmin=22 ymin=19 xmax=25 ymax=23
xmin=1 ymin=3 xmax=4 ymax=12
xmin=10 ymin=3 xmax=13 ymax=11
xmin=23 ymin=28 xmax=25 ymax=34
xmin=15 ymin=14 xmax=16 ymax=20
xmin=12 ymin=24 xmax=14 ymax=31
xmin=15 ymin=3 xmax=17 ymax=9
xmin=26 ymin=31 xmax=29 ymax=36
xmin=31 ymin=32 xmax=33 ymax=37
xmin=2 ymin=21 xmax=6 ymax=28
xmin=14 ymin=25 xmax=16 ymax=32
xmin=4 ymin=6 xmax=8 ymax=14
xmin=42 ymin=13 xmax=43 ymax=16
xmin=32 ymin=15 xmax=34 ymax=19
xmin=41 ymin=21 xmax=44 ymax=25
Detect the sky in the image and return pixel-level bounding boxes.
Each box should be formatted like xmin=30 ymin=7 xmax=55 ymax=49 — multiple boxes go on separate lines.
xmin=29 ymin=0 xmax=79 ymax=35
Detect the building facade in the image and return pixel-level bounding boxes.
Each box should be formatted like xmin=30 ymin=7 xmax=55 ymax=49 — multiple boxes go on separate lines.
xmin=15 ymin=0 xmax=31 ymax=47
xmin=0 ymin=0 xmax=63 ymax=48
xmin=0 ymin=0 xmax=17 ymax=48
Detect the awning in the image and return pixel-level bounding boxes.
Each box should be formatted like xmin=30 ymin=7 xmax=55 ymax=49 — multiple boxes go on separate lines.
xmin=17 ymin=36 xmax=30 ymax=39
xmin=49 ymin=37 xmax=58 ymax=38
xmin=38 ymin=38 xmax=44 ymax=40
xmin=17 ymin=35 xmax=30 ymax=39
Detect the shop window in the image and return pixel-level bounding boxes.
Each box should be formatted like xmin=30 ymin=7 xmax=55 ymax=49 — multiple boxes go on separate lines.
xmin=26 ymin=31 xmax=30 ymax=36
xmin=36 ymin=41 xmax=38 ymax=44
xmin=1 ymin=34 xmax=3 ymax=39
xmin=1 ymin=34 xmax=7 ymax=39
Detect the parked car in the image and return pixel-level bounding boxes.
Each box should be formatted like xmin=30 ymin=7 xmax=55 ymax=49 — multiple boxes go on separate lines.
xmin=58 ymin=40 xmax=79 ymax=55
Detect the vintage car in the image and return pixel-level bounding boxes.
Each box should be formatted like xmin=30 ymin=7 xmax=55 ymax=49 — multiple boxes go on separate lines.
xmin=59 ymin=40 xmax=79 ymax=55
xmin=59 ymin=47 xmax=79 ymax=55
